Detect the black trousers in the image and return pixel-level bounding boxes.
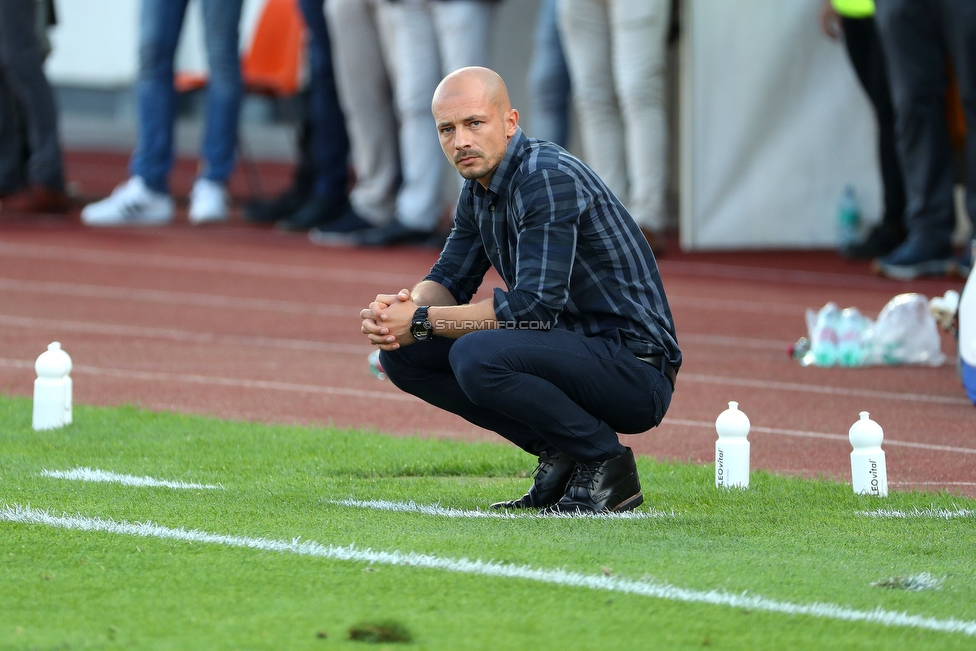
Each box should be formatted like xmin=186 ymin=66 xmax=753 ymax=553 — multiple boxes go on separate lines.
xmin=842 ymin=16 xmax=906 ymax=231
xmin=875 ymin=0 xmax=976 ymax=250
xmin=380 ymin=329 xmax=673 ymax=463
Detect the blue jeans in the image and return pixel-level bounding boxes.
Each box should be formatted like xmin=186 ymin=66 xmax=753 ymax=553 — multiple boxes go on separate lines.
xmin=380 ymin=328 xmax=672 ymax=463
xmin=130 ymin=0 xmax=243 ymax=194
xmin=299 ymin=0 xmax=349 ymax=201
xmin=526 ymin=0 xmax=571 ymax=147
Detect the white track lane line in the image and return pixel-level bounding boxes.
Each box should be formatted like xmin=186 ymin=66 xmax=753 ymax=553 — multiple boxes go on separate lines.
xmin=0 ymin=277 xmax=354 ymax=316
xmin=0 ymin=358 xmax=413 ymax=402
xmin=0 ymin=314 xmax=366 ymax=354
xmin=329 ymin=499 xmax=673 ymax=519
xmin=41 ymin=467 xmax=222 ymax=490
xmin=0 ymin=241 xmax=905 ymax=290
xmin=2 ymin=505 xmax=975 ymax=636
xmin=0 ymin=242 xmax=415 ymax=285
xmin=0 ymin=312 xmax=794 ymax=356
xmin=678 ymin=373 xmax=969 ymax=406
xmin=665 ymin=419 xmax=976 ymax=455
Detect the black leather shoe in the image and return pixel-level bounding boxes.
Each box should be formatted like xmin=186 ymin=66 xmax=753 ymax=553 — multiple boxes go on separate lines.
xmin=542 ymin=447 xmax=643 ymax=515
xmin=352 ymin=221 xmax=439 ymax=247
xmin=307 ymin=207 xmax=373 ymax=245
xmin=841 ymin=222 xmax=907 ymax=260
xmin=275 ymin=196 xmax=348 ymax=231
xmin=243 ymin=187 xmax=310 ymax=224
xmin=489 ymin=451 xmax=576 ymax=509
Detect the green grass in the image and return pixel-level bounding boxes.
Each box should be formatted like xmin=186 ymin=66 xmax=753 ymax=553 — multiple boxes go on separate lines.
xmin=1 ymin=394 xmax=975 ymax=650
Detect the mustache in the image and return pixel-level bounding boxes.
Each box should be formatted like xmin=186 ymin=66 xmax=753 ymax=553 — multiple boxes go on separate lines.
xmin=453 ymin=149 xmax=484 ymax=164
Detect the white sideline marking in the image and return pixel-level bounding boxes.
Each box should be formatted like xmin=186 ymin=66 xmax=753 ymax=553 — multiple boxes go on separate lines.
xmin=665 ymin=419 xmax=976 ymax=455
xmin=40 ymin=467 xmax=222 ymax=490
xmin=2 ymin=505 xmax=975 ymax=637
xmin=859 ymin=508 xmax=976 ymax=519
xmin=0 ymin=314 xmax=366 ymax=355
xmin=330 ymin=499 xmax=673 ymax=519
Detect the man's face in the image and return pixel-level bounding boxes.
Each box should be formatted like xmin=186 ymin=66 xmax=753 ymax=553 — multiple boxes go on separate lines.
xmin=432 ymin=81 xmax=518 ymax=188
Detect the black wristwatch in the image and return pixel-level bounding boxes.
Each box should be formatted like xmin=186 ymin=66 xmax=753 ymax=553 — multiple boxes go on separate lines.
xmin=410 ymin=306 xmax=434 ymax=341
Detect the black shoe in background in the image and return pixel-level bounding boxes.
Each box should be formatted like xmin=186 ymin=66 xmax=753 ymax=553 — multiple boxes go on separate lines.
xmin=842 ymin=222 xmax=907 ymax=260
xmin=352 ymin=221 xmax=438 ymax=247
xmin=243 ymin=187 xmax=310 ymax=224
xmin=542 ymin=447 xmax=643 ymax=515
xmin=275 ymin=196 xmax=348 ymax=232
xmin=490 ymin=452 xmax=576 ymax=509
xmin=308 ymin=207 xmax=373 ymax=246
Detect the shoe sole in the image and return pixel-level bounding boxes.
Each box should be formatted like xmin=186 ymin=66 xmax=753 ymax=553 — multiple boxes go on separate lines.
xmin=872 ymin=258 xmax=953 ymax=280
xmin=612 ymin=492 xmax=644 ymax=513
xmin=82 ymin=216 xmax=173 ymax=227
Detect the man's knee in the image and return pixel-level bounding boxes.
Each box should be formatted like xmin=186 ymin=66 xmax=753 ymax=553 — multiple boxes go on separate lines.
xmin=448 ymin=331 xmax=506 ymax=404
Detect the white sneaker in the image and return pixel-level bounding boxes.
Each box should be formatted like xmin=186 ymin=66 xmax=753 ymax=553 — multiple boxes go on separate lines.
xmin=188 ymin=178 xmax=229 ymax=225
xmin=81 ymin=177 xmax=174 ymax=227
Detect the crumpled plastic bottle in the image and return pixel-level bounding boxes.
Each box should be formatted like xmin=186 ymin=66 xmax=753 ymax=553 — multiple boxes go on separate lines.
xmin=808 ymin=302 xmax=841 ymax=366
xmin=837 ymin=307 xmax=868 ymax=367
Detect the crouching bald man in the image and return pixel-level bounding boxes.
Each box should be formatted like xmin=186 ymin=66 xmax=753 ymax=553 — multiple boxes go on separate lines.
xmin=359 ymin=67 xmax=680 ymax=514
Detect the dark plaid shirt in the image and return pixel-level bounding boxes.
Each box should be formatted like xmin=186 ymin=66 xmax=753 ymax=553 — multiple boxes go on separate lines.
xmin=425 ymin=128 xmax=681 ymax=367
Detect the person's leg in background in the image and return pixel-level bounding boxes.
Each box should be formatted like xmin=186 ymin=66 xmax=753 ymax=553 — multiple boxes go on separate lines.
xmin=526 ymin=0 xmax=571 ymax=147
xmin=873 ymin=0 xmax=956 ymax=278
xmin=559 ymin=0 xmax=626 ymax=206
xmin=190 ymin=0 xmax=243 ymax=224
xmin=838 ymin=15 xmax=907 ymax=259
xmin=344 ymin=0 xmax=444 ymax=246
xmin=430 ymin=0 xmax=497 ymax=72
xmin=610 ymin=0 xmax=670 ymax=241
xmin=82 ymin=0 xmax=186 ymax=225
xmin=0 ymin=69 xmax=26 ymax=198
xmin=243 ymin=109 xmax=316 ymax=223
xmin=0 ymin=0 xmax=68 ymax=214
xmin=311 ymin=0 xmax=399 ymax=242
xmin=275 ymin=0 xmax=351 ymax=230
xmin=939 ymin=0 xmax=976 ymax=276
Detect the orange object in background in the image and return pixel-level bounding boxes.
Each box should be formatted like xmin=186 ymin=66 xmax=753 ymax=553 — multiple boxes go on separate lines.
xmin=946 ymin=63 xmax=966 ymax=152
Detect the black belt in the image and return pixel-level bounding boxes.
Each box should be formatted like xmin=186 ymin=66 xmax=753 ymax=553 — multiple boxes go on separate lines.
xmin=636 ymin=354 xmax=677 ymax=390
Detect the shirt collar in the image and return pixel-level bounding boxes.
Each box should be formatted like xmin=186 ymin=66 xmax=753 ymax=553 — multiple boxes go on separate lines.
xmin=485 ymin=127 xmax=527 ymax=196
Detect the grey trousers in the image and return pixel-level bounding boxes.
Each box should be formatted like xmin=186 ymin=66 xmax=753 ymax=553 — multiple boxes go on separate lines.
xmin=0 ymin=0 xmax=64 ymax=192
xmin=875 ymin=0 xmax=976 ymax=250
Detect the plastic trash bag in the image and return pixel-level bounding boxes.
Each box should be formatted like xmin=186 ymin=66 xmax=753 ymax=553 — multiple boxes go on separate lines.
xmin=798 ymin=293 xmax=945 ymax=367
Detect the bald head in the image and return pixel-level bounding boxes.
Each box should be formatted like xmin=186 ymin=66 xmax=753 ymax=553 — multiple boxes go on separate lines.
xmin=432 ymin=67 xmax=511 ymax=116
xmin=431 ymin=67 xmax=519 ymax=188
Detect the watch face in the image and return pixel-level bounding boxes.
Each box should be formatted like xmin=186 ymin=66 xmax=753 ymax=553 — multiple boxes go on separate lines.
xmin=411 ymin=319 xmax=431 ymax=340
xmin=411 ymin=307 xmax=432 ymax=341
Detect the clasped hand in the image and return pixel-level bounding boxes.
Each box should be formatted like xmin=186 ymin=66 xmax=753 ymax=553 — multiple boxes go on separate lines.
xmin=360 ymin=288 xmax=418 ymax=350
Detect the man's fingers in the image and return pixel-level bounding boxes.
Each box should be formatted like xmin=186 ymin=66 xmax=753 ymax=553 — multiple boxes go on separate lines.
xmin=367 ymin=332 xmax=398 ymax=347
xmin=361 ymin=319 xmax=390 ymax=336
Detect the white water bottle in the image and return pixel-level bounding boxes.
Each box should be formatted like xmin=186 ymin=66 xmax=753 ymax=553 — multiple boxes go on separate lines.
xmin=32 ymin=342 xmax=73 ymax=431
xmin=715 ymin=401 xmax=750 ymax=489
xmin=848 ymin=411 xmax=887 ymax=497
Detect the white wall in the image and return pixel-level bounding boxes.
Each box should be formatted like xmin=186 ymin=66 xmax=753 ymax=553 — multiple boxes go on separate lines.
xmin=46 ymin=0 xmax=268 ymax=86
xmin=680 ymin=0 xmax=881 ymax=250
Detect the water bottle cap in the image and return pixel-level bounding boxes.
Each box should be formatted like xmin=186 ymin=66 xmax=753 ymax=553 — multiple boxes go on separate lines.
xmin=849 ymin=411 xmax=884 ymax=449
xmin=35 ymin=341 xmax=72 ymax=379
xmin=716 ymin=401 xmax=750 ymax=439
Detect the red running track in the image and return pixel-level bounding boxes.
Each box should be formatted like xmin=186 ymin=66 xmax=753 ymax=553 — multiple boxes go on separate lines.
xmin=0 ymin=150 xmax=972 ymax=496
